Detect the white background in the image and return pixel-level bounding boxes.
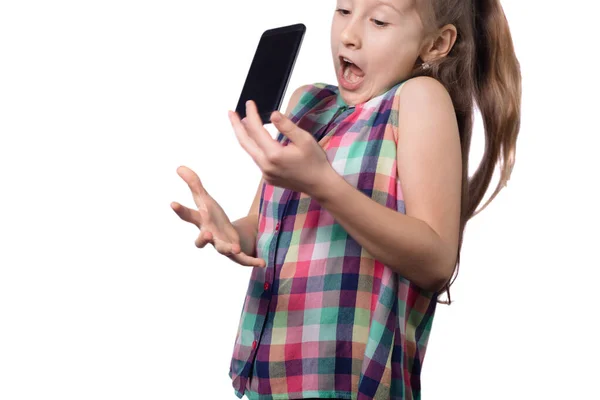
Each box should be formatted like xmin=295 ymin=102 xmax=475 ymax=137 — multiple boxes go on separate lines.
xmin=1 ymin=0 xmax=598 ymax=399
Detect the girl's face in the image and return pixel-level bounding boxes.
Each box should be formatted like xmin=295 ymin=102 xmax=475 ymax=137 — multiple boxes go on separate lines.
xmin=331 ymin=0 xmax=427 ymax=106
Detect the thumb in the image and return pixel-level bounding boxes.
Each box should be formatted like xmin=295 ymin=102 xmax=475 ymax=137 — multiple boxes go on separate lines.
xmin=270 ymin=111 xmax=309 ymax=145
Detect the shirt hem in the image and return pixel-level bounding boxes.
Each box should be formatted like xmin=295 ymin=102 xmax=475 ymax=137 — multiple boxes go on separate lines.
xmin=237 ymin=389 xmax=354 ymax=400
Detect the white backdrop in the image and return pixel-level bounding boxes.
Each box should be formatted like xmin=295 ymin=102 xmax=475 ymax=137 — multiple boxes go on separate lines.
xmin=1 ymin=1 xmax=598 ymax=399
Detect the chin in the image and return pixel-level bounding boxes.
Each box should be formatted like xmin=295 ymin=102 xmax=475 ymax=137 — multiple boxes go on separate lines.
xmin=337 ymin=90 xmax=356 ymax=106
xmin=339 ymin=89 xmax=370 ymax=107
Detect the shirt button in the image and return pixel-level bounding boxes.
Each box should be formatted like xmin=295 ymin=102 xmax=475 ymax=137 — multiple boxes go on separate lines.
xmin=252 ymin=340 xmax=257 ymax=349
xmin=263 ymin=282 xmax=270 ymax=291
xmin=275 ymin=222 xmax=280 ymax=231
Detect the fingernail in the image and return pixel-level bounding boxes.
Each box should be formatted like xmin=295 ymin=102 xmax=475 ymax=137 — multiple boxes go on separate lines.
xmin=271 ymin=112 xmax=282 ymax=122
xmin=246 ymin=100 xmax=251 ymax=107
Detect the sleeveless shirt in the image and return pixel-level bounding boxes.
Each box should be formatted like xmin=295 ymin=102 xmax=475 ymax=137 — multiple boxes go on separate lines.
xmin=229 ymin=80 xmax=438 ymax=400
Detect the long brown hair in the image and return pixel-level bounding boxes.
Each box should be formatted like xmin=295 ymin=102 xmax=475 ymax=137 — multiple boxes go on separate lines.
xmin=411 ymin=0 xmax=522 ymax=304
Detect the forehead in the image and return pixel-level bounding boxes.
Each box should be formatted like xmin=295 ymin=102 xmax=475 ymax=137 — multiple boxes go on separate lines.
xmin=338 ymin=0 xmax=416 ymax=11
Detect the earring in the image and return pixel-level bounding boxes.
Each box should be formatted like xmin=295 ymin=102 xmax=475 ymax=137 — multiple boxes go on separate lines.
xmin=421 ymin=62 xmax=431 ymax=70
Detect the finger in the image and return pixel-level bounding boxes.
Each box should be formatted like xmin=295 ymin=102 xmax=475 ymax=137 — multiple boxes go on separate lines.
xmin=171 ymin=201 xmax=202 ymax=228
xmin=244 ymin=100 xmax=282 ymax=154
xmin=228 ymin=252 xmax=267 ymax=268
xmin=195 ymin=230 xmax=212 ymax=248
xmin=230 ymin=241 xmax=242 ymax=254
xmin=176 ymin=165 xmax=209 ymax=210
xmin=213 ymin=236 xmax=235 ymax=255
xmin=270 ymin=110 xmax=308 ymax=146
xmin=228 ymin=110 xmax=267 ymax=166
xmin=211 ymin=236 xmax=241 ymax=255
xmin=198 ymin=230 xmax=228 ymax=254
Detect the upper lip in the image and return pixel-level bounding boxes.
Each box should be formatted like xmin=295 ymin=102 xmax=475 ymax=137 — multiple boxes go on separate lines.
xmin=339 ymin=54 xmax=362 ymax=71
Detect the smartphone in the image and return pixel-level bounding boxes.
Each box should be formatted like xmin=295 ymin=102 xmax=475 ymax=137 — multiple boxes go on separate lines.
xmin=235 ymin=23 xmax=306 ymax=124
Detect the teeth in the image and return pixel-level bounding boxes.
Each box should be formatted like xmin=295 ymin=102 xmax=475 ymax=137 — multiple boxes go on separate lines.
xmin=343 ymin=57 xmax=353 ymax=64
xmin=344 ymin=64 xmax=360 ymax=83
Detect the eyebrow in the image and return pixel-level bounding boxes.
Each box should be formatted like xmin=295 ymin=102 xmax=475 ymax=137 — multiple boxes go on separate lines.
xmin=374 ymin=0 xmax=404 ymax=15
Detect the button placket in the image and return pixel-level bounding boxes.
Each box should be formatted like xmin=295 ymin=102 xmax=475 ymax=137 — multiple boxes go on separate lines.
xmin=251 ymin=190 xmax=290 ymax=365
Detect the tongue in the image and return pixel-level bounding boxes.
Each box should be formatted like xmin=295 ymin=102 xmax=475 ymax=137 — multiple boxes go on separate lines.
xmin=348 ymin=63 xmax=365 ymax=77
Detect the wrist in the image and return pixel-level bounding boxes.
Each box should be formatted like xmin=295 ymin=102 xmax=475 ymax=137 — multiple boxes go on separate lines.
xmin=232 ymin=214 xmax=259 ymax=256
xmin=310 ymin=167 xmax=341 ymax=203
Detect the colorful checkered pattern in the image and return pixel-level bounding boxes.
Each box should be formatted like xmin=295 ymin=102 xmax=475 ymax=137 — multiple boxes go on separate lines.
xmin=229 ymin=80 xmax=438 ymax=400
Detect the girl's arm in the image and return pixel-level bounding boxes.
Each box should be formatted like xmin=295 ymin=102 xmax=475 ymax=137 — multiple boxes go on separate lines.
xmin=311 ymin=77 xmax=462 ymax=293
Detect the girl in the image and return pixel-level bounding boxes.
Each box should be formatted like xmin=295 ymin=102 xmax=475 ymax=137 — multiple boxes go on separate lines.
xmin=172 ymin=0 xmax=520 ymax=398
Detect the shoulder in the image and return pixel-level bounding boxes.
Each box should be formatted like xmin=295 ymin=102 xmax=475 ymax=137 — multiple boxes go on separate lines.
xmin=285 ymin=83 xmax=340 ymax=116
xmin=391 ymin=76 xmax=457 ymax=141
xmin=392 ymin=76 xmax=461 ymax=203
xmin=395 ymin=76 xmax=453 ymax=111
xmin=284 ymin=84 xmax=312 ymax=116
xmin=289 ymin=84 xmax=313 ymax=101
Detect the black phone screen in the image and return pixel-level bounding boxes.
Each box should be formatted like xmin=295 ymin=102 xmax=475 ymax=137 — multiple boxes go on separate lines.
xmin=235 ymin=23 xmax=306 ymax=124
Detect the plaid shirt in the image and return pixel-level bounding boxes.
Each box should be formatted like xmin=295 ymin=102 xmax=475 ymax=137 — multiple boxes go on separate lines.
xmin=229 ymin=80 xmax=438 ymax=400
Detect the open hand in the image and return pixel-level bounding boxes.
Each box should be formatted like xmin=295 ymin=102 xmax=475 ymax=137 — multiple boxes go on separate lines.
xmin=171 ymin=165 xmax=266 ymax=268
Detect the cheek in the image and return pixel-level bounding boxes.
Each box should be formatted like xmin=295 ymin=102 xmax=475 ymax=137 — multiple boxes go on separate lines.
xmin=404 ymin=21 xmax=426 ymax=49
xmin=387 ymin=30 xmax=421 ymax=60
xmin=330 ymin=18 xmax=342 ymax=39
xmin=369 ymin=43 xmax=417 ymax=78
xmin=330 ymin=27 xmax=340 ymax=48
xmin=369 ymin=36 xmax=409 ymax=64
xmin=330 ymin=31 xmax=338 ymax=56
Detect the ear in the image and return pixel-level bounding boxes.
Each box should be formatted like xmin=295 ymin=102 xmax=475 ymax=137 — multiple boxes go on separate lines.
xmin=419 ymin=24 xmax=458 ymax=62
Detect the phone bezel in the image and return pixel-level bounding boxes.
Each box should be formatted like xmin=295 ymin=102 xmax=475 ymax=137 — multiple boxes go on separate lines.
xmin=235 ymin=23 xmax=306 ymax=125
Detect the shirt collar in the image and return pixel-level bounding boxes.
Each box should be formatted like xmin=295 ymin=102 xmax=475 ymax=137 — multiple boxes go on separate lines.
xmin=335 ymin=89 xmax=351 ymax=109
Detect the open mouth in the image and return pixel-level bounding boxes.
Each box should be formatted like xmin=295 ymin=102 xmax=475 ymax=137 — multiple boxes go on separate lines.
xmin=339 ymin=56 xmax=365 ymax=85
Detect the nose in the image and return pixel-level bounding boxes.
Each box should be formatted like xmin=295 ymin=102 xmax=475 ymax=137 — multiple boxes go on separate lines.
xmin=340 ymin=18 xmax=362 ymax=49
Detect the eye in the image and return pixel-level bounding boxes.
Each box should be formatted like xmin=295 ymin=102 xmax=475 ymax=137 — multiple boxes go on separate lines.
xmin=373 ymin=19 xmax=389 ymax=27
xmin=336 ymin=8 xmax=350 ymax=16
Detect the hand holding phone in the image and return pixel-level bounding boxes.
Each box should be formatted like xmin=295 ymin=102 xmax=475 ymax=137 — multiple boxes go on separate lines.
xmin=235 ymin=23 xmax=306 ymax=125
